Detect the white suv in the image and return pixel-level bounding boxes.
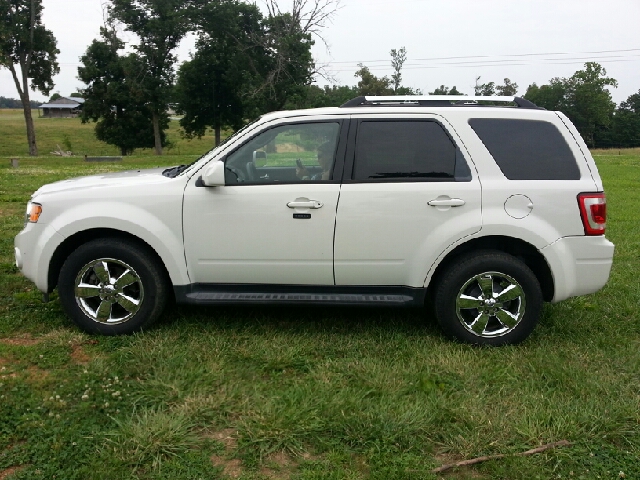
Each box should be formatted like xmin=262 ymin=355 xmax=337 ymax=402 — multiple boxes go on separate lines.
xmin=14 ymin=96 xmax=614 ymax=345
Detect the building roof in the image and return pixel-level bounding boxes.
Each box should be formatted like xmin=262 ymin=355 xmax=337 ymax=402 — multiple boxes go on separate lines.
xmin=38 ymin=103 xmax=82 ymax=109
xmin=39 ymin=96 xmax=84 ymax=108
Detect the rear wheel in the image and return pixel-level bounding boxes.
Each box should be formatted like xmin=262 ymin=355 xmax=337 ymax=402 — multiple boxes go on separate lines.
xmin=58 ymin=239 xmax=168 ymax=335
xmin=434 ymin=251 xmax=542 ymax=346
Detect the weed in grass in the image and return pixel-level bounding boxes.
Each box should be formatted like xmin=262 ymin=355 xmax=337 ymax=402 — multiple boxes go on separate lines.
xmin=103 ymin=406 xmax=201 ymax=472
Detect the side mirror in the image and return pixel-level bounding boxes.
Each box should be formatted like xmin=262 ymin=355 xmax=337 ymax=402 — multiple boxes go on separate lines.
xmin=253 ymin=150 xmax=267 ymax=167
xmin=201 ymin=161 xmax=226 ymax=187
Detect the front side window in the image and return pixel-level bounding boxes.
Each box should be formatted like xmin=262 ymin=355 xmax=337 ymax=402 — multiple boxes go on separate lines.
xmin=225 ymin=122 xmax=340 ymax=184
xmin=353 ymin=121 xmax=464 ymax=181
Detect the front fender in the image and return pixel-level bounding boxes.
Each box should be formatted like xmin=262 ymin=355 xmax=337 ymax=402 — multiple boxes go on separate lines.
xmin=48 ymin=201 xmax=189 ymax=287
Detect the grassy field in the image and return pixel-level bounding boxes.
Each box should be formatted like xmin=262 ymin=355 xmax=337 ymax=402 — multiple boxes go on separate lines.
xmin=0 ymin=108 xmax=216 ymax=157
xmin=0 ymin=113 xmax=639 ymax=479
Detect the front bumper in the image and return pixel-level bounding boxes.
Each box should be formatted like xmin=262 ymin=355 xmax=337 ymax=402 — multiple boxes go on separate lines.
xmin=541 ymin=235 xmax=615 ymax=303
xmin=14 ymin=222 xmax=65 ymax=293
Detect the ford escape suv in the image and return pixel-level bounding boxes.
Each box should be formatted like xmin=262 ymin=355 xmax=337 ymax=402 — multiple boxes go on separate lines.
xmin=14 ymin=95 xmax=614 ymax=345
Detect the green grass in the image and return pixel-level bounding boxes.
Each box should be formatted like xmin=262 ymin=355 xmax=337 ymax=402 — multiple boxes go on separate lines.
xmin=0 ymin=118 xmax=639 ymax=479
xmin=0 ymin=108 xmax=216 ymax=157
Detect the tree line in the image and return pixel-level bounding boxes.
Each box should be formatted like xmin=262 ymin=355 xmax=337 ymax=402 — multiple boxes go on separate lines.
xmin=2 ymin=0 xmax=639 ymax=155
xmin=0 ymin=96 xmax=39 ymax=109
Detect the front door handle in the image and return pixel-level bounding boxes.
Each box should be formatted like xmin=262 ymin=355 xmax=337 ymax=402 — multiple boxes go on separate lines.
xmin=287 ymin=200 xmax=324 ymax=209
xmin=428 ymin=197 xmax=466 ymax=207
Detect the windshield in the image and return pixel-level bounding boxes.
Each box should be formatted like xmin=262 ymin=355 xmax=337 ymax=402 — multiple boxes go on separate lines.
xmin=162 ymin=118 xmax=262 ymax=178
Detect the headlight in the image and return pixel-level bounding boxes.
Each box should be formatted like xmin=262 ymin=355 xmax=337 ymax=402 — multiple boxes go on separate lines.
xmin=26 ymin=201 xmax=42 ymax=224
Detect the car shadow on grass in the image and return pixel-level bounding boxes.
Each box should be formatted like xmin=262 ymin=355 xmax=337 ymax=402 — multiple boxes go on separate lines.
xmin=158 ymin=302 xmax=442 ymax=338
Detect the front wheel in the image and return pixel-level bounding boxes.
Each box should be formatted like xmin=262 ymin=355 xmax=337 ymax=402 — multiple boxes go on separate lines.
xmin=58 ymin=239 xmax=168 ymax=335
xmin=434 ymin=251 xmax=543 ymax=346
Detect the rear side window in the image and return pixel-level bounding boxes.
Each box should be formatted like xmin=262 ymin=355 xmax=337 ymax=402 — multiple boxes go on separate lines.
xmin=353 ymin=121 xmax=467 ymax=181
xmin=468 ymin=118 xmax=580 ymax=180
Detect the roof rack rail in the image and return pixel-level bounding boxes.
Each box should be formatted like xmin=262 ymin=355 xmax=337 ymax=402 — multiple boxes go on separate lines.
xmin=340 ymin=95 xmax=544 ymax=110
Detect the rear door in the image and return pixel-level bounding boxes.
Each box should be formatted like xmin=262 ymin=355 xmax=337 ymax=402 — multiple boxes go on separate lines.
xmin=334 ymin=115 xmax=482 ymax=287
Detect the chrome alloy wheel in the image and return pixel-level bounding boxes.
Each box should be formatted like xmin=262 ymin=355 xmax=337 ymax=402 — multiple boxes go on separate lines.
xmin=455 ymin=271 xmax=526 ymax=338
xmin=74 ymin=258 xmax=144 ymax=324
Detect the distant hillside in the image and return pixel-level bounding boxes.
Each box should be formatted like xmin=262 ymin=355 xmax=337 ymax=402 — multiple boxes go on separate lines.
xmin=0 ymin=96 xmax=41 ymax=109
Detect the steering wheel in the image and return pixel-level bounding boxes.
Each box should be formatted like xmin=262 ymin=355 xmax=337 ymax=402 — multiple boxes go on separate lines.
xmin=246 ymin=162 xmax=258 ymax=181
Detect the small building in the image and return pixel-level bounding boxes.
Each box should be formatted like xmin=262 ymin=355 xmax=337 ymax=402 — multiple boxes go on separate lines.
xmin=39 ymin=97 xmax=85 ymax=118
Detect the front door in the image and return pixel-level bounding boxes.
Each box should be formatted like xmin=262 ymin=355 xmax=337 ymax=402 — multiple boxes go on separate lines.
xmin=183 ymin=119 xmax=347 ymax=286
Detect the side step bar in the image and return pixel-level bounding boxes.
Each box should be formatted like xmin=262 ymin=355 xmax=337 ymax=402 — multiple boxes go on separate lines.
xmin=174 ymin=284 xmax=427 ymax=307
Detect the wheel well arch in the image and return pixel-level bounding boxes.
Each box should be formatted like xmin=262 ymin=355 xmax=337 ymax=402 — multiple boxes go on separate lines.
xmin=47 ymin=228 xmax=173 ymax=296
xmin=427 ymin=235 xmax=555 ymax=302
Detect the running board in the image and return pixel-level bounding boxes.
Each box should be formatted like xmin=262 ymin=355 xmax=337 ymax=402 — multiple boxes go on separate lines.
xmin=174 ymin=284 xmax=426 ymax=307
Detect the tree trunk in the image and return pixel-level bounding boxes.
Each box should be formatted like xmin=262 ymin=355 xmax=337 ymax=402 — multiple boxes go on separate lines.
xmin=152 ymin=111 xmax=163 ymax=155
xmin=214 ymin=125 xmax=221 ymax=147
xmin=8 ymin=63 xmax=38 ymax=156
xmin=23 ymin=103 xmax=38 ymax=156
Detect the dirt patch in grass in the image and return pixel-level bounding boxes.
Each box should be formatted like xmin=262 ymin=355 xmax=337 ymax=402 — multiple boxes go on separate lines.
xmin=0 ymin=466 xmax=25 ymax=480
xmin=208 ymin=428 xmax=243 ymax=478
xmin=0 ymin=335 xmax=41 ymax=346
xmin=210 ymin=455 xmax=243 ymax=478
xmin=260 ymin=451 xmax=297 ymax=479
xmin=207 ymin=428 xmax=238 ymax=450
xmin=26 ymin=365 xmax=49 ymax=382
xmin=70 ymin=345 xmax=91 ymax=364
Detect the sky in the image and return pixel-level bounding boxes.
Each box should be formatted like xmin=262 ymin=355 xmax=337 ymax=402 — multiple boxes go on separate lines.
xmin=2 ymin=0 xmax=639 ymax=105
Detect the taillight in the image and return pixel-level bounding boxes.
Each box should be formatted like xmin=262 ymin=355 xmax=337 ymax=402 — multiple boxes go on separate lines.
xmin=578 ymin=193 xmax=606 ymax=236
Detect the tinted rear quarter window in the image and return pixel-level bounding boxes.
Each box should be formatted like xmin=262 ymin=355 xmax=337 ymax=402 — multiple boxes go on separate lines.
xmin=354 ymin=121 xmax=465 ymax=181
xmin=468 ymin=118 xmax=580 ymax=180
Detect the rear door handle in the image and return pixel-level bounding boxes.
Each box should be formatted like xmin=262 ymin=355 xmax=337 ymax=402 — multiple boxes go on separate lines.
xmin=428 ymin=197 xmax=466 ymax=207
xmin=287 ymin=200 xmax=324 ymax=209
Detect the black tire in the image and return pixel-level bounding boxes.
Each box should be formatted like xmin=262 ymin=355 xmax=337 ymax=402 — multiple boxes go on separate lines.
xmin=434 ymin=250 xmax=542 ymax=346
xmin=58 ymin=238 xmax=168 ymax=335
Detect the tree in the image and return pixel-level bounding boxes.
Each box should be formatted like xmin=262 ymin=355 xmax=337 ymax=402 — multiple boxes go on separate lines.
xmin=257 ymin=10 xmax=316 ymax=111
xmin=390 ymin=46 xmax=406 ymax=92
xmin=79 ymin=26 xmax=167 ymax=155
xmin=496 ymin=78 xmax=518 ymax=96
xmin=108 ymin=0 xmax=192 ymax=155
xmin=474 ymin=77 xmax=518 ymax=97
xmin=525 ymin=63 xmax=617 ymax=147
xmin=356 ymin=47 xmax=421 ymax=96
xmin=523 ymin=80 xmax=566 ymax=110
xmin=354 ymin=64 xmax=392 ymax=96
xmin=0 ymin=0 xmax=59 ymax=155
xmin=175 ymin=0 xmax=340 ymax=141
xmin=474 ymin=77 xmax=495 ymax=96
xmin=564 ymin=63 xmax=617 ymax=147
xmin=176 ymin=1 xmax=264 ymax=145
xmin=597 ymin=90 xmax=640 ymax=148
xmin=284 ymin=84 xmax=358 ymax=109
xmin=430 ymin=85 xmax=464 ymax=95
xmin=0 ymin=95 xmax=38 ymax=108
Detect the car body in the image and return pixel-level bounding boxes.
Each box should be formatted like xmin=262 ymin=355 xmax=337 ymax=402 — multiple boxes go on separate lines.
xmin=15 ymin=95 xmax=614 ymax=345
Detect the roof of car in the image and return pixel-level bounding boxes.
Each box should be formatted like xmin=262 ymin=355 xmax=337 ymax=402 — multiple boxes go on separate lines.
xmin=259 ymin=96 xmax=548 ymax=123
